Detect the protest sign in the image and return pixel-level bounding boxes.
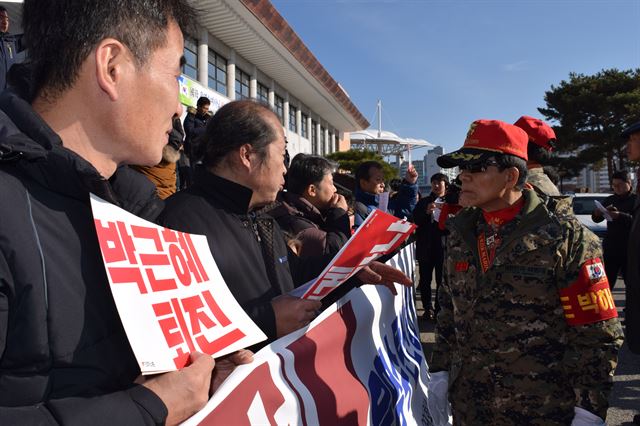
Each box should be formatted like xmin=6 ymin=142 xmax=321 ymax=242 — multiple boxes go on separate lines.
xmin=90 ymin=194 xmax=266 ymax=374
xmin=299 ymin=209 xmax=416 ymax=300
xmin=183 ymin=244 xmax=434 ymax=426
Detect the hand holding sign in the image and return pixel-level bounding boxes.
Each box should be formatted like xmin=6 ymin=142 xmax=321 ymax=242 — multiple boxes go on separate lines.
xmin=272 ymin=295 xmax=322 ymax=337
xmin=138 ymin=351 xmax=215 ymax=426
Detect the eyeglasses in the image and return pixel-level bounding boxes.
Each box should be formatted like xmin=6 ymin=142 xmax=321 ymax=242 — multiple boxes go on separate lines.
xmin=459 ymin=161 xmax=500 ymax=173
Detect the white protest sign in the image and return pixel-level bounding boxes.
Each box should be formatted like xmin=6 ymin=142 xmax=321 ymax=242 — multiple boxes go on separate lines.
xmin=90 ymin=194 xmax=266 ymax=374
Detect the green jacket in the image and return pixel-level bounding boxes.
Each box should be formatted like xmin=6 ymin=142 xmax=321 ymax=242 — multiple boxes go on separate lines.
xmin=431 ymin=189 xmax=623 ymax=425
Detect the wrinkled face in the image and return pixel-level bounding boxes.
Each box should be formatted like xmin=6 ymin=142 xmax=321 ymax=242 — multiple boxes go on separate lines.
xmin=611 ymin=178 xmax=631 ymax=195
xmin=248 ymin=115 xmax=287 ymax=208
xmin=627 ymin=132 xmax=640 ymax=162
xmin=458 ymin=163 xmax=513 ymax=211
xmin=0 ymin=11 xmax=9 ymax=33
xmin=431 ymin=179 xmax=447 ymax=197
xmin=310 ymin=171 xmax=337 ymax=210
xmin=118 ymin=21 xmax=184 ymax=166
xmin=360 ymin=166 xmax=385 ymax=195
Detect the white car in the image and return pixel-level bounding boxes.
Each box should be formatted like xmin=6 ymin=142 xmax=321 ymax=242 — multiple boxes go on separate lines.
xmin=570 ymin=193 xmax=611 ymax=240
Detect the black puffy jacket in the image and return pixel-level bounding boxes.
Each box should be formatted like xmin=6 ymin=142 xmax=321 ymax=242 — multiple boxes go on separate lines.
xmin=0 ymin=90 xmax=167 ymax=425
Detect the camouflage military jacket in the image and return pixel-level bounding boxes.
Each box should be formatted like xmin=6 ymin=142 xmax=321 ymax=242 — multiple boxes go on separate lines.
xmin=527 ymin=167 xmax=560 ymax=196
xmin=431 ymin=189 xmax=623 ymax=425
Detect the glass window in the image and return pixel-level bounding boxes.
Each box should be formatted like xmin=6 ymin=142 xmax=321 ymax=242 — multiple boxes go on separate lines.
xmin=182 ymin=37 xmax=198 ymax=81
xmin=289 ymin=105 xmax=298 ymax=133
xmin=207 ymin=48 xmax=227 ymax=96
xmin=301 ymin=113 xmax=308 ymax=138
xmin=257 ymin=83 xmax=269 ymax=104
xmin=235 ymin=67 xmax=250 ymax=100
xmin=274 ymin=95 xmax=284 ymax=125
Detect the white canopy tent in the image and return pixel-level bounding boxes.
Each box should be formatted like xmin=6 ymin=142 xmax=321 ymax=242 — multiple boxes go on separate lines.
xmin=348 ymin=101 xmax=435 ymax=165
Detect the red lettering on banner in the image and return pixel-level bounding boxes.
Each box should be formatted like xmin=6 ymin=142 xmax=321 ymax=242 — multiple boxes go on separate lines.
xmin=559 ymin=258 xmax=617 ymax=326
xmin=94 ymin=220 xmax=210 ymax=295
xmin=198 ymin=362 xmax=286 ymax=426
xmin=153 ymin=290 xmax=245 ymax=368
xmin=303 ymin=211 xmax=416 ymax=299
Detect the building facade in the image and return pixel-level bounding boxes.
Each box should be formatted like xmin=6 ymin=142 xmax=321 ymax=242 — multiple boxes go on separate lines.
xmin=176 ymin=0 xmax=369 ymax=159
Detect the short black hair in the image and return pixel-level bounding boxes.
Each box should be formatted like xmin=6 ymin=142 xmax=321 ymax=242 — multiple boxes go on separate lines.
xmin=493 ymin=154 xmax=528 ymax=189
xmin=201 ymin=100 xmax=279 ymax=169
xmin=0 ymin=6 xmax=7 ymax=13
xmin=611 ymin=170 xmax=631 ymax=183
xmin=355 ymin=161 xmax=383 ymax=190
xmin=197 ymin=97 xmax=211 ymax=108
xmin=286 ymin=154 xmax=336 ymax=195
xmin=430 ymin=173 xmax=449 ymax=184
xmin=23 ymin=0 xmax=195 ymax=99
xmin=527 ymin=143 xmax=553 ymax=165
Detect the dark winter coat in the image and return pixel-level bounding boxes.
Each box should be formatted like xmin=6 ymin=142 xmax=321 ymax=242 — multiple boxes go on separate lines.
xmin=266 ymin=192 xmax=350 ymax=257
xmin=412 ymin=192 xmax=446 ymax=260
xmin=0 ymin=32 xmax=24 ymax=90
xmin=626 ymin=185 xmax=640 ymax=354
xmin=158 ymin=168 xmax=330 ymax=343
xmin=0 ymin=90 xmax=167 ymax=425
xmin=182 ymin=112 xmax=208 ymax=160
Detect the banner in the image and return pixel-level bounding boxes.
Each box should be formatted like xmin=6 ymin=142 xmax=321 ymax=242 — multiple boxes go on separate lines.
xmin=178 ymin=75 xmax=229 ymax=113
xmin=299 ymin=210 xmax=416 ymax=300
xmin=90 ymin=194 xmax=266 ymax=374
xmin=183 ymin=244 xmax=434 ymax=426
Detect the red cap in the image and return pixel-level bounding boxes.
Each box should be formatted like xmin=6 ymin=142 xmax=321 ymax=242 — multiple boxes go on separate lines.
xmin=514 ymin=115 xmax=556 ymax=151
xmin=437 ymin=120 xmax=529 ymax=168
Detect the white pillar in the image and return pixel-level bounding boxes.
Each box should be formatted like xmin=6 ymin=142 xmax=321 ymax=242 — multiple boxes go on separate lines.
xmin=268 ymin=79 xmax=275 ymax=107
xmin=329 ymin=131 xmax=335 ymax=154
xmin=226 ymin=49 xmax=236 ymax=101
xmin=283 ymin=93 xmax=290 ymax=130
xmin=315 ymin=122 xmax=322 ymax=156
xmin=197 ymin=27 xmax=208 ymax=86
xmin=296 ymin=107 xmax=302 ymax=137
xmin=324 ymin=127 xmax=330 ymax=156
xmin=306 ymin=115 xmax=312 ymax=142
xmin=250 ymin=65 xmax=257 ymax=99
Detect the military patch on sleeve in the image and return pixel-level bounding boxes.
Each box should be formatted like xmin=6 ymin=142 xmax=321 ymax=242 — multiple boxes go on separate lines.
xmin=559 ymin=258 xmax=617 ymax=326
xmin=455 ymin=261 xmax=469 ymax=272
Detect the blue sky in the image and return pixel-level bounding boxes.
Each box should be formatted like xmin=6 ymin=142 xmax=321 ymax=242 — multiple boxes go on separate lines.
xmin=270 ymin=0 xmax=640 ymax=158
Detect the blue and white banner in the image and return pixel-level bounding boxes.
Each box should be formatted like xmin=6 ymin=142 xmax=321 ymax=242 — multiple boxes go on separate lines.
xmin=183 ymin=244 xmax=434 ymax=425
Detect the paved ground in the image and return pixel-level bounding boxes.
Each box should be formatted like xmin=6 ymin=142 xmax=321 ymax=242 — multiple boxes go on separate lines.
xmin=415 ymin=274 xmax=640 ymax=425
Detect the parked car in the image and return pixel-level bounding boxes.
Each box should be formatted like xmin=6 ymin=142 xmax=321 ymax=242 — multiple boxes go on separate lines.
xmin=570 ymin=193 xmax=610 ymax=240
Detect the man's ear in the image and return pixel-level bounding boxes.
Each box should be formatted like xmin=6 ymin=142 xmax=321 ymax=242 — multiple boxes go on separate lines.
xmin=306 ymin=184 xmax=317 ymax=198
xmin=238 ymin=143 xmax=254 ymax=171
xmin=95 ymin=38 xmax=131 ymax=102
xmin=504 ymin=167 xmax=520 ymax=189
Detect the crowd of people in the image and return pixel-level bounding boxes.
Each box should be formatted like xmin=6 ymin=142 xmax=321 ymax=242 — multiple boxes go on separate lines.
xmin=0 ymin=0 xmax=638 ymax=425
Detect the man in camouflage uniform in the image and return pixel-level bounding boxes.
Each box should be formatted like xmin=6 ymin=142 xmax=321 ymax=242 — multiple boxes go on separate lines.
xmin=514 ymin=115 xmax=561 ymax=196
xmin=427 ymin=120 xmax=623 ymax=426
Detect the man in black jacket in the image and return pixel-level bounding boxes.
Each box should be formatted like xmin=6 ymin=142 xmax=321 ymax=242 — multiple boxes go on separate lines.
xmin=591 ymin=170 xmax=636 ymax=289
xmin=412 ymin=173 xmax=448 ymax=320
xmin=160 ymin=100 xmax=412 ymax=344
xmin=183 ymin=96 xmax=210 ymax=161
xmin=266 ymin=153 xmax=351 ymax=257
xmin=623 ymin=121 xmax=640 ymax=358
xmin=0 ymin=6 xmax=24 ymax=90
xmin=0 ymin=2 xmax=245 ymax=425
